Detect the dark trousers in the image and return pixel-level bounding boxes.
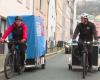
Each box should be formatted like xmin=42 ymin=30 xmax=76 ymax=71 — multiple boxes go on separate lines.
xmin=8 ymin=42 xmax=27 ymax=66
xmin=78 ymin=43 xmax=93 ymax=67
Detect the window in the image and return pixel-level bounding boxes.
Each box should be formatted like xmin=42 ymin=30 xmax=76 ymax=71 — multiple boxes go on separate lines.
xmin=26 ymin=0 xmax=30 ymax=9
xmin=40 ymin=0 xmax=46 ymax=13
xmin=0 ymin=18 xmax=6 ymax=34
xmin=17 ymin=0 xmax=23 ymax=4
xmin=0 ymin=17 xmax=6 ymax=54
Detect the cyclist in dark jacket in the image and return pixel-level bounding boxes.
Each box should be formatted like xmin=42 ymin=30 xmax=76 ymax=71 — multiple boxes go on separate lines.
xmin=73 ymin=16 xmax=98 ymax=72
xmin=0 ymin=16 xmax=28 ymax=67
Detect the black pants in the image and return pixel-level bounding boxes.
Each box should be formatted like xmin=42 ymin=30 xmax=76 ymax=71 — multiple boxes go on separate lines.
xmin=8 ymin=42 xmax=27 ymax=66
xmin=78 ymin=43 xmax=93 ymax=68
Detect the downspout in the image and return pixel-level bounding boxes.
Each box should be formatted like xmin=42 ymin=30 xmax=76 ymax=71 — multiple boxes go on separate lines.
xmin=33 ymin=0 xmax=34 ymax=15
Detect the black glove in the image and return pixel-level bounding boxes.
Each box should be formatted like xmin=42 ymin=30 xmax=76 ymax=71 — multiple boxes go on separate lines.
xmin=72 ymin=39 xmax=77 ymax=43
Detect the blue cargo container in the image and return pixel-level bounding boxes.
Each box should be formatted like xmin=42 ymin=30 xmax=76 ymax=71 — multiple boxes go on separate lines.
xmin=7 ymin=15 xmax=46 ymax=68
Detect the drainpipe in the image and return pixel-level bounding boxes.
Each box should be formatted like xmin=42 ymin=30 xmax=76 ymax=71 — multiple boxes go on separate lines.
xmin=73 ymin=0 xmax=77 ymax=33
xmin=33 ymin=0 xmax=34 ymax=15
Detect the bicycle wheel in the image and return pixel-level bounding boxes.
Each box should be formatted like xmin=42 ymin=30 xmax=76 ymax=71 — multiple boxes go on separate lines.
xmin=4 ymin=53 xmax=15 ymax=79
xmin=41 ymin=57 xmax=46 ymax=69
xmin=82 ymin=53 xmax=86 ymax=79
xmin=85 ymin=54 xmax=88 ymax=75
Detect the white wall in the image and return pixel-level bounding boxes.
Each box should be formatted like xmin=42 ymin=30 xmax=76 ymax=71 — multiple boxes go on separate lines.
xmin=62 ymin=1 xmax=72 ymax=41
xmin=0 ymin=0 xmax=33 ymax=17
xmin=48 ymin=0 xmax=56 ymax=41
xmin=73 ymin=0 xmax=78 ymax=32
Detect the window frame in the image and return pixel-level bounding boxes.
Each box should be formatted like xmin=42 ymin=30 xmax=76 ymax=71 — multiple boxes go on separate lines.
xmin=17 ymin=0 xmax=23 ymax=4
xmin=40 ymin=0 xmax=46 ymax=14
xmin=26 ymin=0 xmax=30 ymax=9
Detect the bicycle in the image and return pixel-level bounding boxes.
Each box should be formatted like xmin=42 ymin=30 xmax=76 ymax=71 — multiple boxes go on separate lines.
xmin=2 ymin=40 xmax=24 ymax=79
xmin=79 ymin=41 xmax=89 ymax=79
xmin=73 ymin=41 xmax=98 ymax=79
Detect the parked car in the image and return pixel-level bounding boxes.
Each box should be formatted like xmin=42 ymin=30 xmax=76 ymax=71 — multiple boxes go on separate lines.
xmin=57 ymin=41 xmax=64 ymax=48
xmin=64 ymin=39 xmax=78 ymax=54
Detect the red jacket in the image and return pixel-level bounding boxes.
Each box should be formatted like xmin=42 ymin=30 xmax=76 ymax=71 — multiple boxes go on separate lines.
xmin=2 ymin=22 xmax=28 ymax=40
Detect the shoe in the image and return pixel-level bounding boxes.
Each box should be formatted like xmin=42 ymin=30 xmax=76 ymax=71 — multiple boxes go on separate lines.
xmin=17 ymin=65 xmax=25 ymax=74
xmin=21 ymin=65 xmax=25 ymax=72
xmin=14 ymin=66 xmax=19 ymax=72
xmin=88 ymin=67 xmax=93 ymax=72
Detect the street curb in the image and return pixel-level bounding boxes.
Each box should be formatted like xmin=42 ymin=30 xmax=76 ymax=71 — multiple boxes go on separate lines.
xmin=46 ymin=52 xmax=57 ymax=57
xmin=46 ymin=49 xmax=63 ymax=57
xmin=0 ymin=69 xmax=3 ymax=73
xmin=0 ymin=49 xmax=64 ymax=73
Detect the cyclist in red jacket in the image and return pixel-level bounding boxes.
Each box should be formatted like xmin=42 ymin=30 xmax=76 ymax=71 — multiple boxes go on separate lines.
xmin=0 ymin=16 xmax=28 ymax=67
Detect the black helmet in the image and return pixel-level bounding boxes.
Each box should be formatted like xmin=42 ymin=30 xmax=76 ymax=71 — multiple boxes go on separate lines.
xmin=15 ymin=16 xmax=22 ymax=21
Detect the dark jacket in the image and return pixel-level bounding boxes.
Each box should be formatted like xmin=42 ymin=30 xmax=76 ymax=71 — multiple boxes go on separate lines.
xmin=73 ymin=21 xmax=97 ymax=41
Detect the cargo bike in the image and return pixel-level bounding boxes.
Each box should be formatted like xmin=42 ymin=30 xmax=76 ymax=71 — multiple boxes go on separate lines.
xmin=66 ymin=39 xmax=100 ymax=79
xmin=3 ymin=15 xmax=46 ymax=79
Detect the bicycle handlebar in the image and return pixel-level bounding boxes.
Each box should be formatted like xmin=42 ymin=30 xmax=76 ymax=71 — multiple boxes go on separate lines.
xmin=72 ymin=41 xmax=100 ymax=45
xmin=0 ymin=40 xmax=21 ymax=44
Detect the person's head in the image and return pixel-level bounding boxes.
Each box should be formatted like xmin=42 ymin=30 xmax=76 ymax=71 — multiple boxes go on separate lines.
xmin=81 ymin=16 xmax=84 ymax=23
xmin=15 ymin=16 xmax=22 ymax=27
xmin=83 ymin=16 xmax=88 ymax=24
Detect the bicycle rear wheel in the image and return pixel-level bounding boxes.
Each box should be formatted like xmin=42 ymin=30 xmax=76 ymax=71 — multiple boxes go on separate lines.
xmin=4 ymin=53 xmax=15 ymax=79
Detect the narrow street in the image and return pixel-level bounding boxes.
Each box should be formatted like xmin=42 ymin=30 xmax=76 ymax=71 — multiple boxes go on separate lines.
xmin=0 ymin=52 xmax=100 ymax=80
xmin=0 ymin=0 xmax=100 ymax=80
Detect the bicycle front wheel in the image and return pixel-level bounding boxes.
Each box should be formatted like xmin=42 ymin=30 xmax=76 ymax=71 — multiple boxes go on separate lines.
xmin=4 ymin=53 xmax=15 ymax=79
xmin=82 ymin=53 xmax=86 ymax=79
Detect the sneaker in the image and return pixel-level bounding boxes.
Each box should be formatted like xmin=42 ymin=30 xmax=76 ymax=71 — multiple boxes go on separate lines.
xmin=88 ymin=67 xmax=93 ymax=72
xmin=17 ymin=66 xmax=25 ymax=74
xmin=14 ymin=66 xmax=19 ymax=72
xmin=21 ymin=65 xmax=25 ymax=72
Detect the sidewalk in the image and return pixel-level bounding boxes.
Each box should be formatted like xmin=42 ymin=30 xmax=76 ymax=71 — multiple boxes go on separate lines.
xmin=0 ymin=48 xmax=64 ymax=72
xmin=0 ymin=54 xmax=6 ymax=72
xmin=46 ymin=47 xmax=64 ymax=57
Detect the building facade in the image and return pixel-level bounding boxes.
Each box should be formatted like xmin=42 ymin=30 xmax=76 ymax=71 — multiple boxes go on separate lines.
xmin=0 ymin=0 xmax=33 ymax=17
xmin=0 ymin=0 xmax=75 ymax=53
xmin=55 ymin=0 xmax=75 ymax=42
xmin=33 ymin=0 xmax=49 ymax=40
xmin=68 ymin=0 xmax=75 ymax=38
xmin=55 ymin=0 xmax=63 ymax=42
xmin=0 ymin=0 xmax=49 ymax=53
xmin=47 ymin=0 xmax=56 ymax=47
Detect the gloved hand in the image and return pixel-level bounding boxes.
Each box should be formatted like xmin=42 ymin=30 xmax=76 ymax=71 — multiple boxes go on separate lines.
xmin=0 ymin=38 xmax=5 ymax=43
xmin=21 ymin=39 xmax=26 ymax=43
xmin=93 ymin=40 xmax=99 ymax=45
xmin=72 ymin=39 xmax=77 ymax=43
